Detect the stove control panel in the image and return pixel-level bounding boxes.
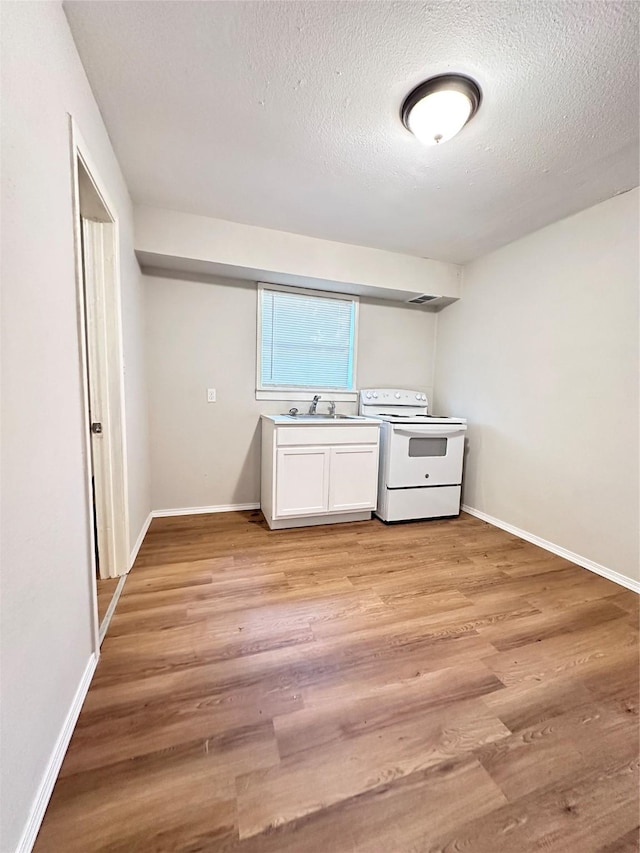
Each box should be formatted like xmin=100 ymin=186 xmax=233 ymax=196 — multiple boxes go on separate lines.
xmin=361 ymin=389 xmax=427 ymax=405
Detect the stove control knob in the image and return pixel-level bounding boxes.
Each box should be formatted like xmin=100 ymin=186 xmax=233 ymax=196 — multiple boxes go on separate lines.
xmin=365 ymin=392 xmax=372 ymax=399
xmin=415 ymin=393 xmax=421 ymax=399
xmin=422 ymin=394 xmax=427 ymax=401
xmin=372 ymin=392 xmax=378 ymax=398
xmin=395 ymin=392 xmax=401 ymax=399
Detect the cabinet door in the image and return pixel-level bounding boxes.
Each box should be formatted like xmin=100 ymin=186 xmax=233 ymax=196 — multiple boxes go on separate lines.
xmin=275 ymin=446 xmax=330 ymax=517
xmin=328 ymin=445 xmax=379 ymax=512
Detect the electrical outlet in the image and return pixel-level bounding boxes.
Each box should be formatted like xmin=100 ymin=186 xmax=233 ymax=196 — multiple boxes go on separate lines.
xmin=207 ymin=388 xmax=216 ymax=403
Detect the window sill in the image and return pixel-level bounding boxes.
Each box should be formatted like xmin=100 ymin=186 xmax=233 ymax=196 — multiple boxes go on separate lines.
xmin=256 ymin=390 xmax=358 ymax=403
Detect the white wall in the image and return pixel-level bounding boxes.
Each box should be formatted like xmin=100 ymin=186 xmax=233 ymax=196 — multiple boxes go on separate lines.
xmin=145 ymin=274 xmax=437 ymax=510
xmin=434 ymin=189 xmax=639 ymax=584
xmin=0 ymin=3 xmax=150 ymax=850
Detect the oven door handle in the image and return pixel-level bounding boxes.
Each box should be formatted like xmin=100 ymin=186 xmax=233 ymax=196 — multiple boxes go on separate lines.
xmin=394 ymin=428 xmax=466 ymax=438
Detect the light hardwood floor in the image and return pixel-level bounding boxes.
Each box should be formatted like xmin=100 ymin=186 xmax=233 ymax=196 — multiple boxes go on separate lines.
xmin=35 ymin=511 xmax=639 ymax=852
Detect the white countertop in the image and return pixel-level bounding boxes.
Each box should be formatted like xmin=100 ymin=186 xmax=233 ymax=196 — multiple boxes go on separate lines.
xmin=261 ymin=414 xmax=381 ymax=425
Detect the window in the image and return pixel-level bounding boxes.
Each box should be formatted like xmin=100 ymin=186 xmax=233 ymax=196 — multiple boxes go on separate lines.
xmin=257 ymin=283 xmax=358 ymax=399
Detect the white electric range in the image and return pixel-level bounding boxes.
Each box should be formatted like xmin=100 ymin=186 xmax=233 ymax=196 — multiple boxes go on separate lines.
xmin=359 ymin=389 xmax=467 ymax=522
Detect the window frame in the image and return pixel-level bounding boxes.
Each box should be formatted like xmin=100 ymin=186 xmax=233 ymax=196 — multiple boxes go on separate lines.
xmin=255 ymin=282 xmax=359 ymax=402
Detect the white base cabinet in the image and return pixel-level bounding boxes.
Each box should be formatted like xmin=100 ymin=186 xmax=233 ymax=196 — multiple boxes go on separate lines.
xmin=275 ymin=446 xmax=330 ymax=517
xmin=261 ymin=417 xmax=380 ymax=530
xmin=328 ymin=445 xmax=379 ymax=512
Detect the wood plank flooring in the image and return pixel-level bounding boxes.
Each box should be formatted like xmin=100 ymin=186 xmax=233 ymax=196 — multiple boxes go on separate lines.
xmin=34 ymin=511 xmax=639 ymax=852
xmin=96 ymin=576 xmax=119 ymax=626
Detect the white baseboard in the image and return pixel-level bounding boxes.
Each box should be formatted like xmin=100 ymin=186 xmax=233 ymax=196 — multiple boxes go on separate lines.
xmin=129 ymin=511 xmax=153 ymax=568
xmin=152 ymin=502 xmax=260 ymax=518
xmin=462 ymin=504 xmax=640 ymax=594
xmin=15 ymin=653 xmax=98 ymax=853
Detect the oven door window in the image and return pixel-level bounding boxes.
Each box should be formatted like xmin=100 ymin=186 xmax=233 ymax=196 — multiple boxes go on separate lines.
xmin=408 ymin=436 xmax=447 ymax=457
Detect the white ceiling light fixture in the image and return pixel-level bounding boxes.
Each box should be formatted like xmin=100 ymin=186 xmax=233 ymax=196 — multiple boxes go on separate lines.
xmin=401 ymin=74 xmax=482 ymax=146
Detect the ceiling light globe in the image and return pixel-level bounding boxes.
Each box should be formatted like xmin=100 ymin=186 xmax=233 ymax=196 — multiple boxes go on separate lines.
xmin=401 ymin=74 xmax=482 ymax=147
xmin=408 ymin=89 xmax=473 ymax=146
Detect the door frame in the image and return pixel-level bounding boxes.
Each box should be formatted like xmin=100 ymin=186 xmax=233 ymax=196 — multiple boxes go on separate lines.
xmin=69 ymin=117 xmax=130 ymax=640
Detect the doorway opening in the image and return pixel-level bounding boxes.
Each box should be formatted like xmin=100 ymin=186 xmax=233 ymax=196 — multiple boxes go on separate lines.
xmin=71 ymin=121 xmax=130 ymax=646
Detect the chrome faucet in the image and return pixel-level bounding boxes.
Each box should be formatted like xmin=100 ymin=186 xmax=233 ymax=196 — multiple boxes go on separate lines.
xmin=309 ymin=394 xmax=321 ymax=414
xmin=328 ymin=401 xmax=336 ymax=416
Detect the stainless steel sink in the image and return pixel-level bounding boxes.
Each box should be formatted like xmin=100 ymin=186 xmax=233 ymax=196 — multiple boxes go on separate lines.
xmin=282 ymin=413 xmax=358 ymax=420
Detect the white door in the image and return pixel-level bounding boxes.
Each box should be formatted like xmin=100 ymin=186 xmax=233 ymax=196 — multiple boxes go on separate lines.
xmin=80 ymin=217 xmax=129 ymax=578
xmin=275 ymin=446 xmax=330 ymax=517
xmin=386 ymin=426 xmax=466 ymax=487
xmin=73 ymin=141 xmax=130 ymax=580
xmin=328 ymin=445 xmax=378 ymax=512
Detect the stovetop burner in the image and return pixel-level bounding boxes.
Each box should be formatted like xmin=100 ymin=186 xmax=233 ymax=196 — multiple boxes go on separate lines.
xmin=377 ymin=413 xmax=437 ymax=419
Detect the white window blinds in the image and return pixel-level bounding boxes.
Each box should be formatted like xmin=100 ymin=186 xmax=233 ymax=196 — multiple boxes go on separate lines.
xmin=259 ymin=287 xmax=357 ymax=390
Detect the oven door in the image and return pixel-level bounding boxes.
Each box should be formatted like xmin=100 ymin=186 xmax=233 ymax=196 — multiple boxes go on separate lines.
xmin=386 ymin=425 xmax=466 ymax=488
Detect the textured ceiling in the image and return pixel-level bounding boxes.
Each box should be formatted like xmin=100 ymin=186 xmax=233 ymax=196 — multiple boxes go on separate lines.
xmin=64 ymin=1 xmax=639 ymax=263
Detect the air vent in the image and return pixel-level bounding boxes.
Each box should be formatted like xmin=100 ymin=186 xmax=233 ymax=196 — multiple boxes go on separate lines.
xmin=407 ymin=294 xmax=438 ymax=304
